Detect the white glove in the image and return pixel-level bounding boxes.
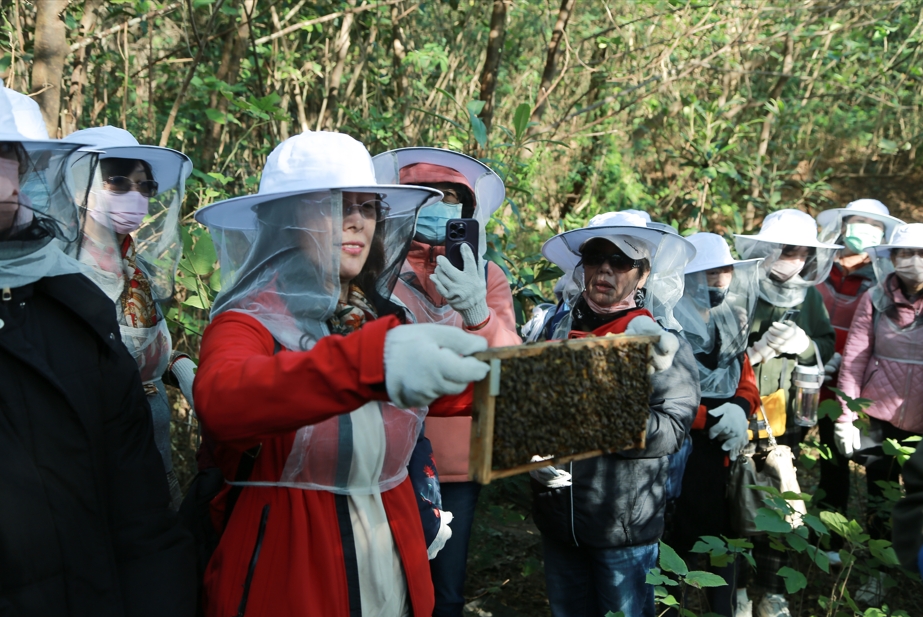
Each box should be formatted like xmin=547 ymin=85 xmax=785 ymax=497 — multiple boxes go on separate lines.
xmin=766 ymin=320 xmax=811 ymax=356
xmin=170 ymin=356 xmax=197 ymax=411
xmin=529 ymin=455 xmax=572 ymax=488
xmin=384 ymin=323 xmax=490 ymax=408
xmin=746 ymin=329 xmax=778 ymax=366
xmin=433 ymin=243 xmax=490 ymax=328
xmin=833 ymin=421 xmax=862 ymax=459
xmin=625 ymin=315 xmax=679 ymax=374
xmin=427 ymin=510 xmax=454 ymax=560
xmin=707 ymin=403 xmax=749 ymax=461
xmin=521 ymin=303 xmax=553 ymax=342
xmin=824 ymin=352 xmax=842 ymax=384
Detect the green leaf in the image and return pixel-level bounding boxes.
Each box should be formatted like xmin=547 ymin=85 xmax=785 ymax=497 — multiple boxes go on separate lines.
xmin=645 ymin=568 xmax=678 ymax=587
xmin=776 ymin=566 xmax=807 ymax=593
xmin=683 ymin=570 xmax=728 ymax=589
xmin=466 ymin=100 xmax=486 ymax=117
xmin=513 ymin=102 xmax=532 ymax=140
xmin=869 ymin=539 xmax=900 ymax=566
xmin=470 ymin=115 xmax=488 ymax=149
xmin=755 ymin=508 xmax=791 ymax=533
xmin=805 ymin=545 xmax=831 ymax=573
xmin=817 ymin=399 xmax=844 ymax=421
xmin=658 ymin=541 xmax=688 ymax=576
xmin=205 ymin=108 xmax=227 ymax=125
xmin=183 ymin=294 xmax=210 ymax=309
xmin=785 ymin=532 xmax=809 ymax=552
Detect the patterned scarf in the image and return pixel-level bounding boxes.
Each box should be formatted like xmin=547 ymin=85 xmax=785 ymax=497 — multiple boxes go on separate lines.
xmin=327 ymin=284 xmax=378 ymax=335
xmin=119 ymin=235 xmax=159 ymax=328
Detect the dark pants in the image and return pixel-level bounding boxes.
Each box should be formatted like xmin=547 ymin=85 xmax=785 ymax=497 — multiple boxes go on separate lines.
xmin=430 ymin=481 xmax=481 ymax=617
xmin=817 ymin=415 xmax=850 ymax=550
xmin=855 ymin=418 xmax=919 ymax=539
xmin=542 ymin=535 xmax=658 ymax=617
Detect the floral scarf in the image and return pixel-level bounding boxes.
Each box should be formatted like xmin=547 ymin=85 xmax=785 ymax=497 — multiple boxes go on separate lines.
xmin=327 ymin=284 xmax=378 ymax=335
xmin=119 ymin=235 xmax=159 ymax=328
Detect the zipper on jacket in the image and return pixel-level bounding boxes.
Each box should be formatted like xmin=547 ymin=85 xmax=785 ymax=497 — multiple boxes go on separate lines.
xmin=2 ymin=288 xmax=10 ymax=301
xmin=237 ymin=504 xmax=271 ymax=617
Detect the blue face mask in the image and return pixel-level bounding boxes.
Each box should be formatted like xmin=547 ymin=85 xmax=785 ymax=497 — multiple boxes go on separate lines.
xmin=415 ymin=201 xmax=463 ymax=244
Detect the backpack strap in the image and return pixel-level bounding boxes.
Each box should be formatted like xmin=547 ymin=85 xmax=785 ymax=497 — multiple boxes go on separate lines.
xmin=222 ymin=337 xmax=282 ymax=527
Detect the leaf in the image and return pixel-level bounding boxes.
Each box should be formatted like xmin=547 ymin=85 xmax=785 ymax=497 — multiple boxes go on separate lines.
xmin=776 ymin=566 xmax=807 ymax=593
xmin=805 ymin=545 xmax=831 ymax=573
xmin=466 ymin=100 xmax=486 ymax=117
xmin=683 ymin=571 xmax=728 ymax=589
xmin=658 ymin=541 xmax=688 ymax=576
xmin=183 ymin=294 xmax=210 ymax=309
xmin=513 ymin=102 xmax=532 ymax=140
xmin=645 ymin=568 xmax=678 ymax=587
xmin=205 ymin=108 xmax=228 ymax=125
xmin=755 ymin=508 xmax=791 ymax=533
xmin=868 ymin=539 xmax=900 ymax=566
xmin=470 ymin=115 xmax=488 ymax=149
xmin=817 ymin=399 xmax=844 ymax=421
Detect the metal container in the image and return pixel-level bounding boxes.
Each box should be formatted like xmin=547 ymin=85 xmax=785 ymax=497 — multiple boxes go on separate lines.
xmin=792 ymin=364 xmax=824 ymax=427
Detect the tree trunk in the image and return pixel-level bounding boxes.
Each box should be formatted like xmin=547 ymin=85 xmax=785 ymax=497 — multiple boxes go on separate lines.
xmin=31 ymin=0 xmax=68 ymax=137
xmin=321 ymin=0 xmax=358 ymax=131
xmin=477 ymin=0 xmax=509 ymax=136
xmin=64 ymin=0 xmax=104 ymax=135
xmin=390 ymin=4 xmax=411 ymax=134
xmin=531 ymin=0 xmax=575 ymax=126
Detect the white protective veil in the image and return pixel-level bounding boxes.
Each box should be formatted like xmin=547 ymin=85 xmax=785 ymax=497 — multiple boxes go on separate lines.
xmin=0 ymin=80 xmax=98 ymax=289
xmin=195 ymin=131 xmax=442 ymax=494
xmin=817 ymin=198 xmax=904 ymax=254
xmin=735 ymin=209 xmax=842 ymax=308
xmin=866 ymin=223 xmax=923 ymax=315
xmin=64 ymin=126 xmax=192 ymax=302
xmin=541 ymin=210 xmax=696 ymax=337
xmin=371 ymin=147 xmax=505 ymax=326
xmin=675 ymin=233 xmax=761 ymax=398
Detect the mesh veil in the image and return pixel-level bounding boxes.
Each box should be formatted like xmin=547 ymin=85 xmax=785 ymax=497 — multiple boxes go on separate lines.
xmin=735 ymin=237 xmax=838 ymax=308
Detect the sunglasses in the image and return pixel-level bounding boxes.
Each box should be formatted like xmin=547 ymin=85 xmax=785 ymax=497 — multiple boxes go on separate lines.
xmin=104 ymin=176 xmax=158 ymax=198
xmin=580 ymin=249 xmax=643 ymax=273
xmin=343 ymin=199 xmax=391 ymax=222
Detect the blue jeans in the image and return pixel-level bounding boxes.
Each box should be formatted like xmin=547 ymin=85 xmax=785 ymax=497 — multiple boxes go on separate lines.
xmin=430 ymin=481 xmax=481 ymax=617
xmin=543 ymin=536 xmax=658 ymax=617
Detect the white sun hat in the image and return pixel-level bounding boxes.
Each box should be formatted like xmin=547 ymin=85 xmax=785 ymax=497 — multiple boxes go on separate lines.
xmin=867 ymin=223 xmax=923 ymax=258
xmin=4 ymin=86 xmax=49 ymax=140
xmin=816 ymin=198 xmax=904 ymax=243
xmin=734 ymin=208 xmax=842 ymax=249
xmin=684 ymin=232 xmax=761 ymax=274
xmin=197 ymin=132 xmax=443 ymax=230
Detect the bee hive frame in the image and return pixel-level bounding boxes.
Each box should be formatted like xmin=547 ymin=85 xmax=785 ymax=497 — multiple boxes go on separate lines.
xmin=468 ymin=334 xmax=659 ymax=484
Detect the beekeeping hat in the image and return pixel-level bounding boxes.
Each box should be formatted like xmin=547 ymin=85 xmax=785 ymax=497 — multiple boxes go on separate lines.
xmin=685 ymin=232 xmax=761 ymax=274
xmin=816 ymin=199 xmax=904 ymax=245
xmin=4 ymin=87 xmax=49 ymax=140
xmin=867 ymin=223 xmax=923 ymax=258
xmin=734 ymin=209 xmax=841 ymax=250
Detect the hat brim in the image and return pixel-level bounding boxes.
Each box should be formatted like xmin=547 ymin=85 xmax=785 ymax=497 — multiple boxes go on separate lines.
xmin=194 ymin=184 xmax=443 ymax=230
xmin=685 ymin=257 xmax=762 ymax=275
xmin=542 ymin=225 xmax=695 ymax=271
xmin=373 ymin=147 xmax=505 ymax=216
xmin=91 ymin=145 xmax=192 ymax=192
xmin=867 ymin=243 xmax=923 ymax=258
xmin=816 ymin=208 xmax=904 ymax=236
xmin=732 ymin=233 xmax=842 ymax=250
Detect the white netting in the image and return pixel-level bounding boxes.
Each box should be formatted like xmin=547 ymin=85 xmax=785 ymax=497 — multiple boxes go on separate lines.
xmin=735 ymin=238 xmax=839 ymax=308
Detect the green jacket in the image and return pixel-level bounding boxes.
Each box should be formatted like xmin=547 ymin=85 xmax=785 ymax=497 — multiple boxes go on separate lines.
xmin=748 ymin=286 xmax=835 ymax=424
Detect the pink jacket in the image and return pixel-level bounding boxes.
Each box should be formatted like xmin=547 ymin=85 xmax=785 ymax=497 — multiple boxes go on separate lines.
xmin=395 ymin=241 xmax=522 ymax=481
xmin=838 ymin=275 xmax=923 ymax=433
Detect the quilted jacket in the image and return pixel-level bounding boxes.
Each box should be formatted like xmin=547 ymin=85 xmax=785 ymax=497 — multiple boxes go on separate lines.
xmin=838 ymin=274 xmax=923 ymax=433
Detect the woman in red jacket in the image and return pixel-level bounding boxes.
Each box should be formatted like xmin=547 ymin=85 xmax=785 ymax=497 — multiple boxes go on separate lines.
xmin=192 ymin=132 xmax=490 ymax=617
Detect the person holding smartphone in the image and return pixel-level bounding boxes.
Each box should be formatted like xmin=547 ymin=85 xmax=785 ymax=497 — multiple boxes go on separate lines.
xmin=733 ymin=209 xmax=839 ymax=617
xmin=373 ymin=148 xmax=521 ymax=617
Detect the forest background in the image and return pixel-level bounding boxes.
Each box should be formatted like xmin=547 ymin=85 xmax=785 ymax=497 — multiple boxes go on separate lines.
xmin=3 ymin=0 xmax=923 ymax=615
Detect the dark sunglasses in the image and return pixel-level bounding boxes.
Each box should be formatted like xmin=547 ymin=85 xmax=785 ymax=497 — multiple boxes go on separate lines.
xmin=104 ymin=176 xmax=158 ymax=198
xmin=580 ymin=249 xmax=643 ymax=273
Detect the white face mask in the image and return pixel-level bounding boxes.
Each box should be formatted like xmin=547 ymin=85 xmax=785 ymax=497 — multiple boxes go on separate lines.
xmin=893 ymin=255 xmax=923 ymax=285
xmin=89 ymin=189 xmax=149 ymax=234
xmin=769 ymin=258 xmax=805 ymax=283
xmin=844 ymin=222 xmax=884 ymax=254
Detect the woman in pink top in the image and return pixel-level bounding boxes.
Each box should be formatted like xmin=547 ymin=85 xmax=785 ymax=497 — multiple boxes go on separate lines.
xmin=838 ymin=223 xmax=923 ymax=540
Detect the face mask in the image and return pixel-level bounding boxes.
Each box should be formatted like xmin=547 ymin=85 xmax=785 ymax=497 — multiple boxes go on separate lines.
xmin=89 ymin=189 xmax=149 ymax=234
xmin=893 ymin=255 xmax=923 ymax=285
xmin=707 ymin=286 xmax=729 ymax=308
xmin=769 ymin=258 xmax=805 ymax=283
xmin=414 ymin=201 xmax=463 ymax=244
xmin=844 ymin=222 xmax=884 ymax=254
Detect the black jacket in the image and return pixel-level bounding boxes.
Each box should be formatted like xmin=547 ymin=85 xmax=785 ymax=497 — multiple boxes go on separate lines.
xmin=533 ymin=305 xmax=700 ymax=549
xmin=0 ymin=273 xmax=195 ymax=616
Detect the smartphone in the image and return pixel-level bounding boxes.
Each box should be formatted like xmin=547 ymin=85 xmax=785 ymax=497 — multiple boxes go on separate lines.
xmin=780 ymin=309 xmax=801 ymax=323
xmin=445 ymin=218 xmax=480 ymax=271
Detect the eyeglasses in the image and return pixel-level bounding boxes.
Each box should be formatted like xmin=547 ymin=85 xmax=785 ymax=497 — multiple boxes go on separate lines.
xmin=104 ymin=176 xmax=158 ymax=198
xmin=343 ymin=199 xmax=391 ymax=222
xmin=580 ymin=249 xmax=643 ymax=273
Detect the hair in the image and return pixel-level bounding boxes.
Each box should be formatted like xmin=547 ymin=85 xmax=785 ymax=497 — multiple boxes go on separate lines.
xmin=100 ymin=157 xmax=154 ymax=182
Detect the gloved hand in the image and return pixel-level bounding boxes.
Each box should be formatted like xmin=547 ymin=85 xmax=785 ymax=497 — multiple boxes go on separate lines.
xmin=824 ymin=352 xmax=843 ymax=384
xmin=427 ymin=510 xmax=454 ymax=560
xmin=625 ymin=315 xmax=680 ymax=374
xmin=384 ymin=323 xmax=490 ymax=408
xmin=521 ymin=303 xmax=554 ymax=342
xmin=766 ymin=320 xmax=811 ymax=356
xmin=529 ymin=455 xmax=572 ymax=488
xmin=433 ymin=243 xmax=490 ymax=328
xmin=169 ymin=353 xmax=197 ymax=411
xmin=746 ymin=329 xmax=778 ymax=366
xmin=833 ymin=421 xmax=862 ymax=458
xmin=707 ymin=402 xmax=749 ymax=461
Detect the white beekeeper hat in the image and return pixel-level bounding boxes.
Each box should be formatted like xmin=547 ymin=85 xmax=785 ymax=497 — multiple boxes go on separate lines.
xmin=196 ymin=132 xmax=443 ymax=230
xmin=867 ymin=223 xmax=923 ymax=257
xmin=734 ymin=209 xmax=841 ymax=249
xmin=3 ymin=86 xmax=49 ymax=140
xmin=684 ymin=232 xmax=761 ymax=274
xmin=816 ymin=198 xmax=904 ymax=239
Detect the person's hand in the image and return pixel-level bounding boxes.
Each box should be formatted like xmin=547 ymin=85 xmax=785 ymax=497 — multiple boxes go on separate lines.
xmin=824 ymin=352 xmax=843 ymax=384
xmin=766 ymin=320 xmax=811 ymax=356
xmin=746 ymin=329 xmax=777 ymax=366
xmin=707 ymin=403 xmax=749 ymax=461
xmin=433 ymin=243 xmax=490 ymax=328
xmin=168 ymin=353 xmax=197 ymax=411
xmin=384 ymin=323 xmax=490 ymax=408
xmin=833 ymin=421 xmax=862 ymax=458
xmin=427 ymin=510 xmax=454 ymax=560
xmin=529 ymin=455 xmax=573 ymax=488
xmin=625 ymin=315 xmax=679 ymax=374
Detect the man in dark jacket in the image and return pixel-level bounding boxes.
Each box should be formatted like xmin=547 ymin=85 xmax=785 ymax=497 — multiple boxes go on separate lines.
xmin=0 ymin=89 xmax=195 ymax=616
